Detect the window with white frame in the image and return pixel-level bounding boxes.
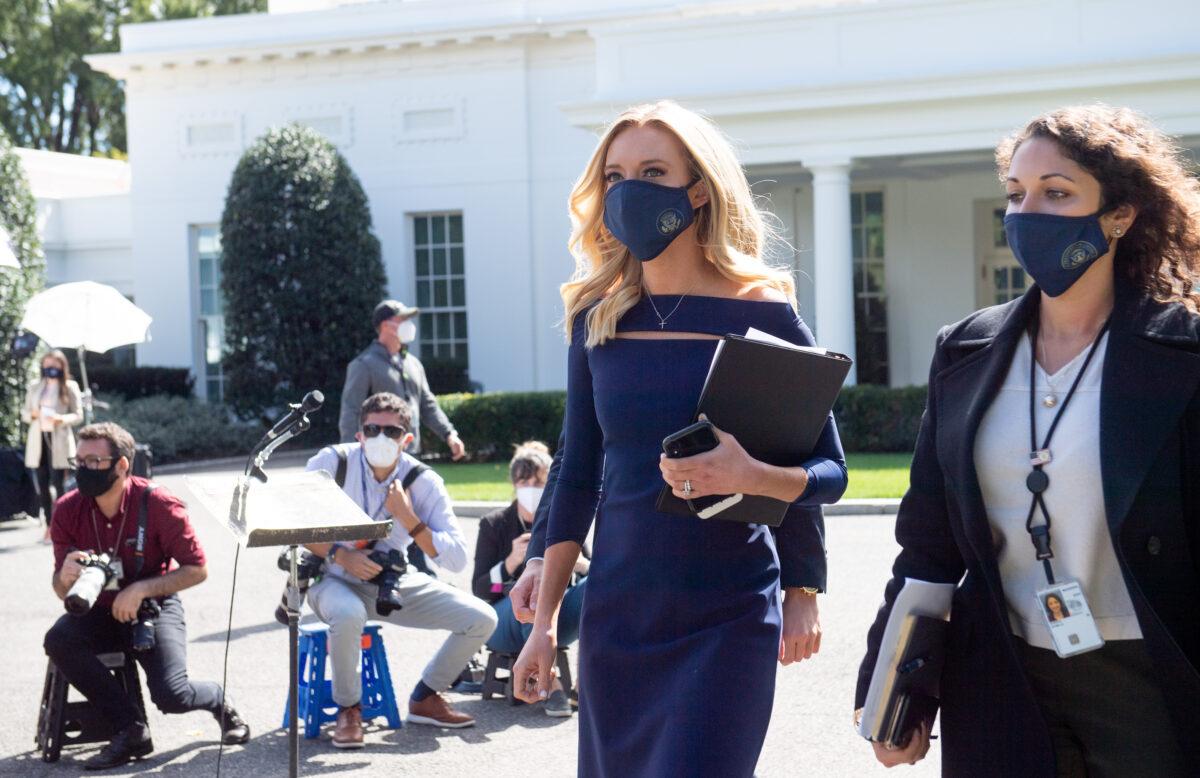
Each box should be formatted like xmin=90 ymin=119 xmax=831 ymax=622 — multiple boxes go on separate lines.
xmin=413 ymin=213 xmax=468 ymax=369
xmin=851 ymin=191 xmax=889 ymax=385
xmin=193 ymin=225 xmax=226 ymax=402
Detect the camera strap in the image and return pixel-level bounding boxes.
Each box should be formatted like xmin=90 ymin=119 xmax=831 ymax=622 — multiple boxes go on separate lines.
xmin=1024 ymin=314 xmax=1110 ymax=586
xmin=364 ymin=463 xmax=430 ymax=551
xmin=133 ymin=485 xmax=156 ymax=580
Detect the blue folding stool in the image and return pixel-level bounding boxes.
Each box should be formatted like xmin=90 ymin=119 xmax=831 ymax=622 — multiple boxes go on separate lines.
xmin=282 ymin=622 xmax=402 ymax=738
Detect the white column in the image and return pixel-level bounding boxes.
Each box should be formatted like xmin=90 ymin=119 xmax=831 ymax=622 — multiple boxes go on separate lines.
xmin=810 ymin=161 xmax=857 ymax=385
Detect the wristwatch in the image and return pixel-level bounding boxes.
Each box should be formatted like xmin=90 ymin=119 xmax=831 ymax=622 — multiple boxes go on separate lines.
xmin=799 ymin=587 xmax=819 ymax=596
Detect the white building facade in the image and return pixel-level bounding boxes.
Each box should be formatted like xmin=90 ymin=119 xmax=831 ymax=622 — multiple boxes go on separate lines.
xmin=80 ymin=0 xmax=1200 ymax=398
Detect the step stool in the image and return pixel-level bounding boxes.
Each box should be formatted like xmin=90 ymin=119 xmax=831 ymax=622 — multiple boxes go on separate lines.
xmin=481 ymin=647 xmax=573 ymax=705
xmin=36 ymin=652 xmax=148 ymax=764
xmin=282 ymin=622 xmax=402 ymax=738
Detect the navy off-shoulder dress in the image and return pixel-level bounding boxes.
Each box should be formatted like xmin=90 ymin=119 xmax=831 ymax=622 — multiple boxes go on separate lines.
xmin=544 ymin=295 xmax=847 ymax=778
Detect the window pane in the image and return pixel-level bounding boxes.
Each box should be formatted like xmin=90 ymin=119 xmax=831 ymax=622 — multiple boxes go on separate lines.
xmin=420 ymin=313 xmax=435 ymax=339
xmin=451 ymin=279 xmax=465 ymax=306
xmin=433 ymin=248 xmax=447 ymax=276
xmin=853 ymin=265 xmax=865 ymax=294
xmin=866 ymin=225 xmax=884 ymax=258
xmin=197 ymin=227 xmax=220 ymax=255
xmin=207 ymin=379 xmax=221 ymax=399
xmin=450 ymin=247 xmax=464 ymax=275
xmin=865 ymin=191 xmax=883 ymax=215
xmin=199 ymin=258 xmax=215 ymax=287
xmin=415 ymin=248 xmax=430 ymax=277
xmin=449 ymin=215 xmax=463 ymax=243
xmin=201 ymin=289 xmax=217 ymax=316
xmin=437 ymin=312 xmax=451 ymax=335
xmin=416 ymin=280 xmax=431 ymax=309
xmin=994 ymin=267 xmax=1008 ymax=289
xmin=434 ymin=280 xmax=448 ymax=307
xmin=851 ymin=230 xmax=863 ymax=260
xmin=415 ymin=217 xmax=429 ymax=246
xmin=432 ymin=216 xmax=446 ymax=244
xmin=867 ymin=263 xmax=885 ymax=293
xmin=454 ymin=312 xmax=467 ymax=339
xmin=1012 ymin=267 xmax=1026 ymax=290
xmin=850 ymin=193 xmax=862 ymax=225
xmin=458 ymin=343 xmax=469 ymax=368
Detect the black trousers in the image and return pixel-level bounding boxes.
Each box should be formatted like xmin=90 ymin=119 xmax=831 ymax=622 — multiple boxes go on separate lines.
xmin=1018 ymin=639 xmax=1189 ymax=777
xmin=35 ymin=433 xmax=66 ymax=524
xmin=43 ymin=594 xmax=223 ymax=732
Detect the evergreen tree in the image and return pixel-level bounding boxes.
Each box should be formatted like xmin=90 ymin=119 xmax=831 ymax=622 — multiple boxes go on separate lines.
xmin=0 ymin=128 xmax=45 ymax=446
xmin=220 ymin=124 xmax=385 ymax=441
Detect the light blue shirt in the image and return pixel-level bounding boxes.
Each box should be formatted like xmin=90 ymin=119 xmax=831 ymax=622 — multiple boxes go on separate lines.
xmin=305 ymin=444 xmax=469 ymax=579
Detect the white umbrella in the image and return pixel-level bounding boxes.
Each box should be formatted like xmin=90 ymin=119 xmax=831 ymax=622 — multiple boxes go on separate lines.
xmin=0 ymin=225 xmax=18 ymax=269
xmin=20 ymin=281 xmax=153 ymax=422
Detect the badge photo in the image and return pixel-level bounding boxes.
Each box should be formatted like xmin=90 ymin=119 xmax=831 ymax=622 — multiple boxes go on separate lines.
xmin=1036 ymin=580 xmax=1104 ymax=658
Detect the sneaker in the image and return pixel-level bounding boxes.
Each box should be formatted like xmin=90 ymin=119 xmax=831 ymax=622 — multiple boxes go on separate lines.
xmin=407 ymin=693 xmax=475 ymax=728
xmin=216 ymin=703 xmax=251 ymax=746
xmin=332 ymin=704 xmax=364 ymax=749
xmin=84 ymin=722 xmax=153 ymax=771
xmin=544 ymin=688 xmax=572 ymax=718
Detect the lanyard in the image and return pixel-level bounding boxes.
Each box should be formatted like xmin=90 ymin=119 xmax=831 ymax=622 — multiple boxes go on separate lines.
xmin=1024 ymin=314 xmax=1111 ymax=585
xmin=359 ymin=449 xmax=399 ymax=522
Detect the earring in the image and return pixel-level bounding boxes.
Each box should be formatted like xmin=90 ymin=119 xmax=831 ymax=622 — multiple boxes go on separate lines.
xmin=1112 ymin=226 xmax=1124 ymax=237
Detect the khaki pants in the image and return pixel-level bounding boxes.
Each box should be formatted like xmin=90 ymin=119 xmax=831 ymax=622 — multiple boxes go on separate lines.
xmin=307 ymin=572 xmax=497 ymax=708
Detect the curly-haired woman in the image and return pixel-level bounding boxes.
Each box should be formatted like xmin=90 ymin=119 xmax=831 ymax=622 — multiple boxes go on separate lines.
xmin=858 ymin=104 xmax=1200 ymax=776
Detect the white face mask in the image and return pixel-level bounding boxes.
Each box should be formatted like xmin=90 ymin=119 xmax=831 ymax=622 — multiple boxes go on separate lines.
xmin=363 ymin=435 xmax=401 ymax=468
xmin=516 ymin=486 xmax=545 ymax=515
xmin=397 ymin=319 xmax=417 ymax=344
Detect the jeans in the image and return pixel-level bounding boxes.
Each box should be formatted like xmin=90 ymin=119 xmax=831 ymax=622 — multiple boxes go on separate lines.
xmin=486 ymin=577 xmax=587 ymax=655
xmin=43 ymin=594 xmax=223 ymax=732
xmin=35 ymin=432 xmax=66 ymax=524
xmin=307 ymin=572 xmax=497 ymax=708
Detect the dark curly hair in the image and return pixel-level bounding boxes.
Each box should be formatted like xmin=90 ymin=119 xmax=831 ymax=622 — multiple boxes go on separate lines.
xmin=996 ymin=104 xmax=1200 ymax=310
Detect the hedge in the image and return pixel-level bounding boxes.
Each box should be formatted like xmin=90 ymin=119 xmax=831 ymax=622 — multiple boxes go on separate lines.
xmin=96 ymin=395 xmax=262 ymax=465
xmin=418 ymin=385 xmax=924 ymax=461
xmin=86 ymin=366 xmax=194 ymax=399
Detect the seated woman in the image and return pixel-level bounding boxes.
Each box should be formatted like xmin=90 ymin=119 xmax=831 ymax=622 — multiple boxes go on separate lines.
xmin=472 ymin=441 xmax=588 ymax=718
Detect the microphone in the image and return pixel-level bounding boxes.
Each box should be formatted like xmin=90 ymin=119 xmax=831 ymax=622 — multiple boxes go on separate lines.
xmin=265 ymin=390 xmax=324 ymax=440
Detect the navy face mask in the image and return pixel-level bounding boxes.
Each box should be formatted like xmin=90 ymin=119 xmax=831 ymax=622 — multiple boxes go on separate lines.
xmin=1003 ymin=210 xmax=1113 ymax=297
xmin=603 ymin=178 xmax=697 ymax=262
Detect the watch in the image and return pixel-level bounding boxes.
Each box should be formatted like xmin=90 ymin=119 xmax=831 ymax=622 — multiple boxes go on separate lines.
xmin=799 ymin=587 xmax=819 ymax=596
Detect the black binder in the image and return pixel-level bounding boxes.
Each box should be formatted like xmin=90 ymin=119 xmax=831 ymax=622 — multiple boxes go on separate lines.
xmin=656 ymin=333 xmax=852 ymax=526
xmin=878 ymin=614 xmax=947 ymax=748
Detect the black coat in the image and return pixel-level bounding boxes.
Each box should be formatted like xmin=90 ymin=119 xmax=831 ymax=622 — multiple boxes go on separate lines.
xmin=857 ymin=285 xmax=1200 ymax=776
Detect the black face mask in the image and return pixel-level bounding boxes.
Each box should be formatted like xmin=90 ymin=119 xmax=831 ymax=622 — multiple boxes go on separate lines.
xmin=76 ymin=463 xmax=119 ymax=498
xmin=42 ymin=367 xmax=64 ymax=379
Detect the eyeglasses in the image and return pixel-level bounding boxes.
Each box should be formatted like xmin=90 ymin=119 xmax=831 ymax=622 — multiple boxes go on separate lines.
xmin=69 ymin=455 xmax=116 ymax=470
xmin=362 ymin=424 xmax=408 ymax=440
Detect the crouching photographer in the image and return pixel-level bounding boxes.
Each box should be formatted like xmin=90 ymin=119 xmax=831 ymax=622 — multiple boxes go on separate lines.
xmin=44 ymin=423 xmax=249 ymax=771
xmin=302 ymin=393 xmax=496 ymax=749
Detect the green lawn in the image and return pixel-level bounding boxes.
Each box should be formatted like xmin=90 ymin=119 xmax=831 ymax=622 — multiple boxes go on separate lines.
xmin=438 ymin=452 xmax=911 ymax=503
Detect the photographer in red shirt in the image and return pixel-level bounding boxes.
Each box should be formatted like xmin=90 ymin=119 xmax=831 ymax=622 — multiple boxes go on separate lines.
xmin=44 ymin=422 xmax=249 ymax=771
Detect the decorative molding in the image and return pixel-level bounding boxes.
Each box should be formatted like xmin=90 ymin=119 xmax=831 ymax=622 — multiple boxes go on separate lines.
xmin=178 ymin=112 xmax=244 ymax=157
xmin=283 ymin=102 xmax=354 ymax=147
xmin=392 ymin=97 xmax=465 ymax=144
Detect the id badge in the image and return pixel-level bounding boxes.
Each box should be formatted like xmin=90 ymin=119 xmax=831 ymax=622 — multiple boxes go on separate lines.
xmin=1035 ymin=580 xmax=1104 ymax=658
xmin=105 ymin=558 xmax=125 ymax=591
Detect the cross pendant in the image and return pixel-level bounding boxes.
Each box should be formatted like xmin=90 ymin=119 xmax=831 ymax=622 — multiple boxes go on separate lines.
xmin=659 ymin=320 xmax=666 ymax=329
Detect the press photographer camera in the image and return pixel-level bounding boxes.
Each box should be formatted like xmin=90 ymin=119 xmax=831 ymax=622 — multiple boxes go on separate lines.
xmin=273 ymin=548 xmax=327 ymax=625
xmin=64 ymin=551 xmax=118 ymax=615
xmin=367 ymin=547 xmax=407 ymax=615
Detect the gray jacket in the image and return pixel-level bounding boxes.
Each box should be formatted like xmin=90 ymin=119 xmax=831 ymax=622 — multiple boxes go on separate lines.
xmin=337 ymin=341 xmax=456 ymax=453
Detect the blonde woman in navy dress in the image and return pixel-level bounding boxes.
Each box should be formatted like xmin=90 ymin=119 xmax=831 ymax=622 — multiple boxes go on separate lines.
xmin=513 ymin=101 xmax=848 ymax=777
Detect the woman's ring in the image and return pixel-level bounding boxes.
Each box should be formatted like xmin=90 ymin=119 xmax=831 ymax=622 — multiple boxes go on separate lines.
xmin=683 ymin=480 xmax=693 ymax=495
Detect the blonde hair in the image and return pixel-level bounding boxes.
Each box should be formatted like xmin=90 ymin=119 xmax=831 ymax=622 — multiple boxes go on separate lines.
xmin=509 ymin=440 xmax=552 ymax=484
xmin=562 ymin=101 xmax=796 ymax=347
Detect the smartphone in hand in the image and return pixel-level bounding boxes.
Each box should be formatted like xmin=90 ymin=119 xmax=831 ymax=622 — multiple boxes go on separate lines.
xmin=661 ymin=421 xmax=744 ymax=519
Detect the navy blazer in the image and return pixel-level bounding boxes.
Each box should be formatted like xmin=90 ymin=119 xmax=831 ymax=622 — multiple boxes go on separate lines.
xmin=857 ymin=285 xmax=1200 ymax=776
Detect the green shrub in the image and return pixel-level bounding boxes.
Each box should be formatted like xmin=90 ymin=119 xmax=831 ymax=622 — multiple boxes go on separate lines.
xmin=88 ymin=366 xmax=194 ymax=399
xmin=96 ymin=395 xmax=261 ymax=464
xmin=0 ymin=128 xmax=44 ymax=447
xmin=833 ymin=384 xmax=926 ymax=453
xmin=220 ymin=124 xmax=386 ymax=444
xmin=422 ymin=391 xmax=567 ymax=461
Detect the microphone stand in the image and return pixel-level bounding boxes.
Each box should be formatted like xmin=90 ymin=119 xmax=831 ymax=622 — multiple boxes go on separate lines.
xmin=242 ymin=403 xmax=317 ymax=778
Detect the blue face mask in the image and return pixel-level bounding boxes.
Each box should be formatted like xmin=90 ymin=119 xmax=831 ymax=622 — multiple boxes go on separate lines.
xmin=603 ymin=178 xmax=697 ymax=261
xmin=1003 ymin=210 xmax=1113 ymax=298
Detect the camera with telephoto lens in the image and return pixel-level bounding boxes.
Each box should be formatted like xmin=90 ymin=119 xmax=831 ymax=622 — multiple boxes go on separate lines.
xmin=367 ymin=548 xmax=407 ymax=616
xmin=65 ymin=552 xmax=118 ymax=616
xmin=131 ymin=599 xmax=161 ymax=652
xmin=273 ymin=548 xmax=326 ymax=625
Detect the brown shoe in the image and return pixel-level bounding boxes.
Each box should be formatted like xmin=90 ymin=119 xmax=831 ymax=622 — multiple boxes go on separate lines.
xmin=332 ymin=704 xmax=364 ymax=749
xmin=407 ymin=693 xmax=475 ymax=728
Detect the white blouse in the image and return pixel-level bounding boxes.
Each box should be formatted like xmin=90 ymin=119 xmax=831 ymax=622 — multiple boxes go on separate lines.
xmin=974 ymin=332 xmax=1142 ymax=650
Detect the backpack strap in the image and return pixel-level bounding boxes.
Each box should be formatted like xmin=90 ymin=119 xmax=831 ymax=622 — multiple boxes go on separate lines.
xmin=334 ymin=447 xmax=349 ymax=488
xmin=133 ymin=484 xmax=157 ymax=579
xmin=401 ymin=463 xmax=430 ymax=491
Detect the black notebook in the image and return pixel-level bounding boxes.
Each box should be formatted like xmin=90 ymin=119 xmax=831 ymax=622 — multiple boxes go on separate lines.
xmin=655 ymin=329 xmax=852 ymax=526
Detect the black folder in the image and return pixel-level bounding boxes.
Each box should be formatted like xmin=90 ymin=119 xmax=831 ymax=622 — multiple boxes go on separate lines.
xmin=655 ymin=333 xmax=852 ymax=526
xmin=879 ymin=614 xmax=947 ymax=748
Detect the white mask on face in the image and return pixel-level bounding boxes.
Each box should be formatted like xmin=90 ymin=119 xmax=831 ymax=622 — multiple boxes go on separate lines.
xmin=363 ymin=435 xmax=401 ymax=468
xmin=516 ymin=486 xmax=545 ymax=515
xmin=397 ymin=320 xmax=417 ymax=344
